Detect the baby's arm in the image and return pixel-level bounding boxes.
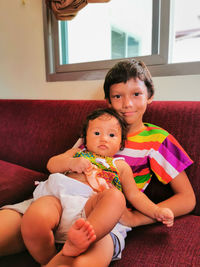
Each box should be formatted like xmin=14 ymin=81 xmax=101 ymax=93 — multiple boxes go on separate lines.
xmin=120 ymin=171 xmax=195 ymax=228
xmin=47 ymin=148 xmax=92 ymax=174
xmin=154 ymin=207 xmax=174 ymax=227
xmin=116 ymin=160 xmax=174 ymax=227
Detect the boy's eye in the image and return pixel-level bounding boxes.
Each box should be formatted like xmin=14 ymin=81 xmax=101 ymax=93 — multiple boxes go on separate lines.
xmin=109 ymin=133 xmax=115 ymax=137
xmin=113 ymin=95 xmax=121 ymax=99
xmin=94 ymin=131 xmax=100 ymax=136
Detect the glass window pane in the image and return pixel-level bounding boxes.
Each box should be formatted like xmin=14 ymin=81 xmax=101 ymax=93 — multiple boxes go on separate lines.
xmin=127 ymin=36 xmax=139 ymax=57
xmin=111 ymin=29 xmax=126 ymax=59
xmin=171 ymin=0 xmax=200 ymax=63
xmin=58 ymin=0 xmax=153 ymax=65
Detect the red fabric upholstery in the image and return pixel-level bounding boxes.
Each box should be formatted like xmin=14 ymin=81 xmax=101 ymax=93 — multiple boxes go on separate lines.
xmin=111 ymin=215 xmax=200 ymax=267
xmin=0 ymin=160 xmax=47 ymax=206
xmin=0 ymin=100 xmax=107 ymax=173
xmin=0 ymin=100 xmax=199 ymax=267
xmin=144 ymin=101 xmax=200 ymax=215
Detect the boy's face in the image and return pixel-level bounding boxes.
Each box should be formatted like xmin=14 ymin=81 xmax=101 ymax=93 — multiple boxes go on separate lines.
xmin=108 ymin=78 xmax=153 ymax=133
xmin=86 ymin=114 xmax=122 ymax=157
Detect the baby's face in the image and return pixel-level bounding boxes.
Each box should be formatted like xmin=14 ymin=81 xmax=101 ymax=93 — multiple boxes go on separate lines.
xmin=86 ymin=114 xmax=122 ymax=157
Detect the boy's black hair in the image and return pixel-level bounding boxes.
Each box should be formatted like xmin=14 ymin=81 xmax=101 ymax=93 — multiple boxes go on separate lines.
xmin=103 ymin=59 xmax=154 ymax=102
xmin=82 ymin=108 xmax=128 ymax=150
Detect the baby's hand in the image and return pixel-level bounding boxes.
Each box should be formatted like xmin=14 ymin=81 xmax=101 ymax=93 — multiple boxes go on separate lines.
xmin=84 ymin=165 xmax=110 ymax=192
xmin=84 ymin=164 xmax=97 ymax=176
xmin=155 ymin=207 xmax=174 ymax=227
xmin=69 ymin=157 xmax=92 ymax=173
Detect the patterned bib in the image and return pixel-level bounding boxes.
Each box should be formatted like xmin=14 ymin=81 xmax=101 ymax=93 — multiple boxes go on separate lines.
xmin=74 ymin=150 xmax=122 ymax=191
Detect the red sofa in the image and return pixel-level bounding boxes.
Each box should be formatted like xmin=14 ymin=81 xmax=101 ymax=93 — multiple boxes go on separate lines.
xmin=0 ymin=100 xmax=199 ymax=267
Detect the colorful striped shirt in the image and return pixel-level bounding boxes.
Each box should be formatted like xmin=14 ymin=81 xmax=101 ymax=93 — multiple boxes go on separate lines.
xmin=114 ymin=123 xmax=193 ymax=192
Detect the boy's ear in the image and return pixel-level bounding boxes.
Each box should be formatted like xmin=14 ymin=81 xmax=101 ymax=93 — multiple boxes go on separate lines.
xmin=147 ymin=96 xmax=153 ymax=105
xmin=106 ymin=98 xmax=112 ymax=107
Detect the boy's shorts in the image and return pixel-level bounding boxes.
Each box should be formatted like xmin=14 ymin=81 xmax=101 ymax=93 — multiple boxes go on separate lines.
xmin=1 ymin=173 xmax=131 ymax=261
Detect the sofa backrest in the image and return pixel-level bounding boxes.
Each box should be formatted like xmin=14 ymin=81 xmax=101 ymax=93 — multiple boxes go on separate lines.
xmin=0 ymin=100 xmax=199 ymax=214
xmin=0 ymin=100 xmax=107 ymax=172
xmin=143 ymin=101 xmax=200 ymax=215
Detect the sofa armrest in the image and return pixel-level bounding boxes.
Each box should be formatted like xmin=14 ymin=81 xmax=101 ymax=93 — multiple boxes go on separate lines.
xmin=0 ymin=160 xmax=47 ymax=206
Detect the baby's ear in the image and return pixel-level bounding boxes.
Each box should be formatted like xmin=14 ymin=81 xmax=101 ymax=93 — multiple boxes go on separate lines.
xmin=120 ymin=143 xmax=124 ymax=151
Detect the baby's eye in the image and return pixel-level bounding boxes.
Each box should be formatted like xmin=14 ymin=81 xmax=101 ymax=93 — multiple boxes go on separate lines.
xmin=94 ymin=131 xmax=100 ymax=136
xmin=134 ymin=92 xmax=140 ymax=96
xmin=109 ymin=133 xmax=115 ymax=137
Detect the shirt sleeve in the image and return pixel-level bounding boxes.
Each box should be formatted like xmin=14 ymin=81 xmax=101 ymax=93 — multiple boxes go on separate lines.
xmin=149 ymin=134 xmax=193 ymax=184
xmin=72 ymin=138 xmax=84 ymax=148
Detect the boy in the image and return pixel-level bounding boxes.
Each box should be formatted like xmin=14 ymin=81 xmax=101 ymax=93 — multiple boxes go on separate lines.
xmin=103 ymin=59 xmax=196 ymax=227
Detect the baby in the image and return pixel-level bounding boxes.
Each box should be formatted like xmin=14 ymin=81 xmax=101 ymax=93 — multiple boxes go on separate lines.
xmin=21 ymin=108 xmax=174 ymax=265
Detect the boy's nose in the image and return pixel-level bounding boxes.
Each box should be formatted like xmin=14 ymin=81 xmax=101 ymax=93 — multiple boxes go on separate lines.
xmin=123 ymin=96 xmax=133 ymax=108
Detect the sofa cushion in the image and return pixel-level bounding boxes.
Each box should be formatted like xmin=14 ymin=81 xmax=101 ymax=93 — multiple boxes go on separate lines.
xmin=111 ymin=215 xmax=200 ymax=266
xmin=0 ymin=160 xmax=47 ymax=206
xmin=144 ymin=101 xmax=200 ymax=215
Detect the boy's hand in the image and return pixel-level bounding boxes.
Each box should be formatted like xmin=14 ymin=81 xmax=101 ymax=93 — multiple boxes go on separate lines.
xmin=155 ymin=207 xmax=174 ymax=227
xmin=69 ymin=157 xmax=92 ymax=173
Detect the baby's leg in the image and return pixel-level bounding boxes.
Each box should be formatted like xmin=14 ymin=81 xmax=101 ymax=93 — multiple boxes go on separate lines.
xmin=62 ymin=188 xmax=125 ymax=257
xmin=62 ymin=218 xmax=96 ymax=256
xmin=21 ymin=196 xmax=62 ymax=265
xmin=85 ymin=188 xmax=126 ymax=239
xmin=0 ymin=209 xmax=25 ymax=256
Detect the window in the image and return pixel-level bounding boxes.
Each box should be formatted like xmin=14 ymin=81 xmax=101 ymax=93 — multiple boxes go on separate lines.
xmin=43 ymin=0 xmax=200 ymax=81
xmin=111 ymin=28 xmax=140 ymax=59
xmin=170 ymin=0 xmax=200 ymax=63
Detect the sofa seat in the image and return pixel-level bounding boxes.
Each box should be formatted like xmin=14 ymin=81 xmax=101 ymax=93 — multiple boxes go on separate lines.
xmin=0 ymin=100 xmax=199 ymax=267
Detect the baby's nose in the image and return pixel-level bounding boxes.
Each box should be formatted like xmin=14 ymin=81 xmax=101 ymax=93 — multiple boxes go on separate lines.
xmin=100 ymin=134 xmax=108 ymax=141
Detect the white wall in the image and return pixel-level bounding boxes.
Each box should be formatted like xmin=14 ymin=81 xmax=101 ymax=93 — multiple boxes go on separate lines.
xmin=0 ymin=0 xmax=200 ymax=101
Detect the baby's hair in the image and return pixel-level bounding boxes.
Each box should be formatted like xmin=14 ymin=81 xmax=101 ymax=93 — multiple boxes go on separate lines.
xmin=103 ymin=59 xmax=154 ymax=102
xmin=82 ymin=108 xmax=128 ymax=150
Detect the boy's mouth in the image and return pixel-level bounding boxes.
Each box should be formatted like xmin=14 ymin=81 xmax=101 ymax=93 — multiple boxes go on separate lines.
xmin=122 ymin=111 xmax=136 ymax=117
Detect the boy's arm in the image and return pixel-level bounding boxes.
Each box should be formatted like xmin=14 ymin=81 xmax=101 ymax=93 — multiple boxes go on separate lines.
xmin=116 ymin=160 xmax=174 ymax=227
xmin=46 ymin=148 xmax=92 ymax=174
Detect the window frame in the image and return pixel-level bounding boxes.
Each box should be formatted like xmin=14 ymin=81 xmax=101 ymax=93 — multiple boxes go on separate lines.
xmin=42 ymin=0 xmax=200 ymax=81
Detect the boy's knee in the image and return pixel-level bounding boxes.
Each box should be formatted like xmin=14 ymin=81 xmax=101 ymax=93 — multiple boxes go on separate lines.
xmin=22 ymin=196 xmax=62 ymax=231
xmin=21 ymin=197 xmax=63 ymax=246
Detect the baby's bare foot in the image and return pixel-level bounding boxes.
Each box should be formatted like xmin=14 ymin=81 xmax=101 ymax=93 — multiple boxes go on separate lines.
xmin=62 ymin=218 xmax=96 ymax=256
